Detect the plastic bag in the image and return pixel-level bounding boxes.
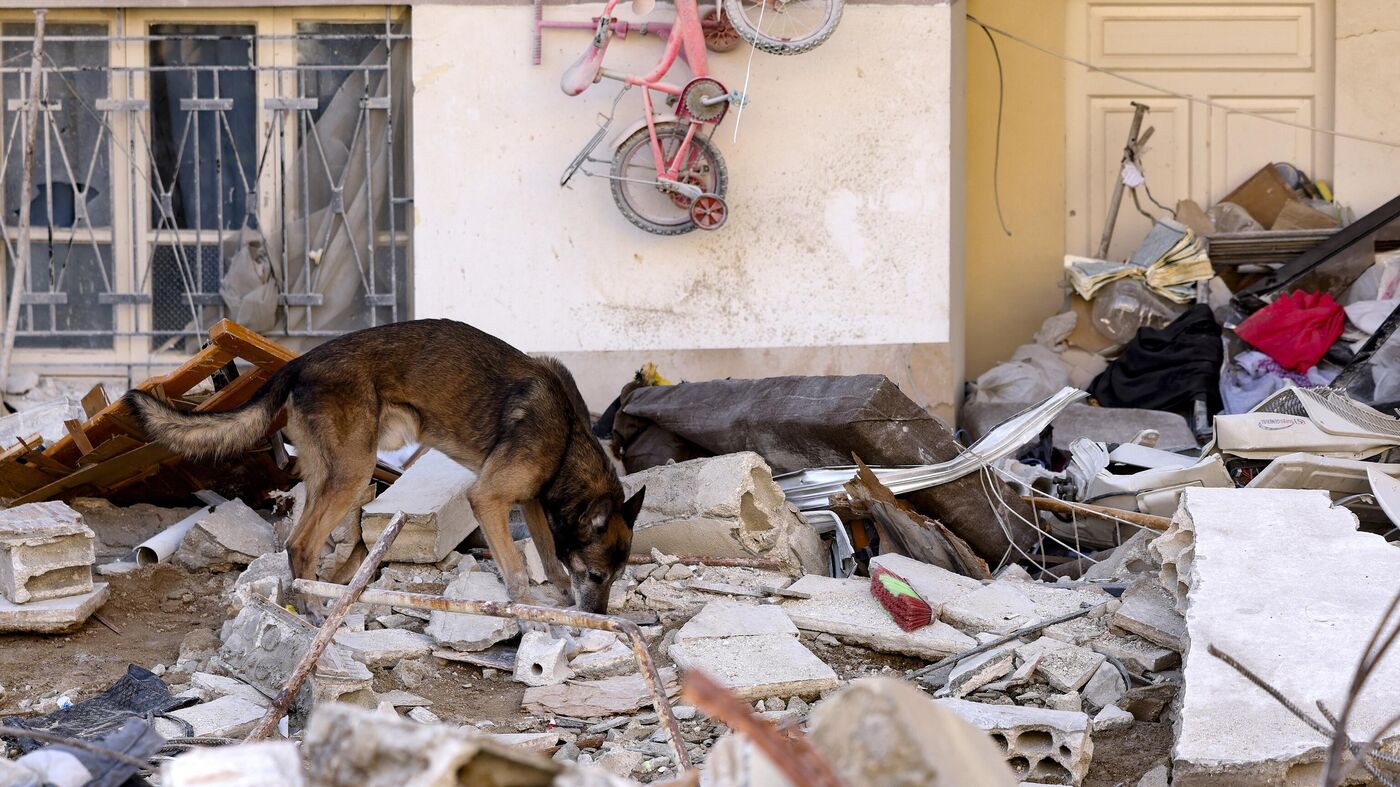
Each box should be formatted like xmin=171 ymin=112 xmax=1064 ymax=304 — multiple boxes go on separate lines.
xmin=1091 ymin=278 xmax=1186 ymax=344
xmin=1235 ymin=290 xmax=1345 ymax=372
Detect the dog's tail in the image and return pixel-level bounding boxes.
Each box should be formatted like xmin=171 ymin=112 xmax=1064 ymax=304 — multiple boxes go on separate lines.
xmin=123 ymin=364 xmax=297 ymax=460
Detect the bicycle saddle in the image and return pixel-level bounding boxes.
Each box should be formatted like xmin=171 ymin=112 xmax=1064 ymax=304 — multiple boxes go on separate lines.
xmin=562 ymin=19 xmax=613 ymax=96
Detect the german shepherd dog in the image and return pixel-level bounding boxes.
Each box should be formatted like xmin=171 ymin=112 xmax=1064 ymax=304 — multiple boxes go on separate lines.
xmin=124 ymin=319 xmax=644 ymax=613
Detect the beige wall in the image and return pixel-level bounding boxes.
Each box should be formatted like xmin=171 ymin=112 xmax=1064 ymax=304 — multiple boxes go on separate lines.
xmin=963 ymin=0 xmax=1067 ymax=379
xmin=411 ymin=3 xmax=966 ymax=415
xmin=1333 ymin=0 xmax=1400 ymax=215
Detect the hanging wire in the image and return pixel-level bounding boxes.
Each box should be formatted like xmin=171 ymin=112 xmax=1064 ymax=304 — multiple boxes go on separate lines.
xmin=975 ymin=20 xmax=1011 ymax=236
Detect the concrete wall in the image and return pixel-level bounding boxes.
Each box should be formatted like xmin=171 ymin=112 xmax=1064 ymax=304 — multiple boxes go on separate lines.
xmin=1333 ymin=0 xmax=1400 ymax=216
xmin=963 ymin=0 xmax=1066 ymax=378
xmin=410 ymin=2 xmax=964 ymax=417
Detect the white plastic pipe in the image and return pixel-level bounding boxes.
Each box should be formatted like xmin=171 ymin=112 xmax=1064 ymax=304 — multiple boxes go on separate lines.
xmin=132 ymin=505 xmax=214 ymax=566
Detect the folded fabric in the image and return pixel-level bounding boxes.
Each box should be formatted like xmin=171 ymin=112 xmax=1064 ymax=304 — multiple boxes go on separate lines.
xmin=1235 ymin=290 xmax=1345 ymax=373
xmin=1220 ymin=350 xmax=1337 ymax=414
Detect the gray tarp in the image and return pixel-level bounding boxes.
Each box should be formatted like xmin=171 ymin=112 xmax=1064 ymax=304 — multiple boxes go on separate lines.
xmin=612 ymin=375 xmax=1039 ymax=563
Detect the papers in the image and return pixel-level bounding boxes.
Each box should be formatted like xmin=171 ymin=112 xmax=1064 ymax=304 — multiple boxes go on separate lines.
xmin=1065 ymin=220 xmax=1213 ymax=304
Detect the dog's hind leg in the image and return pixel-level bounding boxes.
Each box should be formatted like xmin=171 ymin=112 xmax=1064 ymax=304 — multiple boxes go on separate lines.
xmin=521 ymin=499 xmax=574 ymax=592
xmin=285 ymin=410 xmax=379 ymax=580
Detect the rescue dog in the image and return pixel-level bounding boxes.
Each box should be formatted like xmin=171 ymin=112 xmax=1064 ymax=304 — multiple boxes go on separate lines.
xmin=124 ymin=319 xmax=643 ymax=613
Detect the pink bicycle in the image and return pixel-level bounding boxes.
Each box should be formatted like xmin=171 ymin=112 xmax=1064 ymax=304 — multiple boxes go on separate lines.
xmin=540 ymin=0 xmax=843 ymax=234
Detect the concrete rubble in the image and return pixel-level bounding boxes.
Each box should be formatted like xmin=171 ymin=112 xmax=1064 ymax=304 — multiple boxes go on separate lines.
xmin=361 ymin=449 xmax=480 ymax=563
xmin=174 ymin=498 xmax=277 ymax=572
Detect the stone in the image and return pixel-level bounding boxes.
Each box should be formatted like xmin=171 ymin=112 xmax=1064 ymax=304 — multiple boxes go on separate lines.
xmin=570 ymin=640 xmax=636 ymax=680
xmin=1138 ymin=764 xmax=1170 ymax=787
xmin=162 ymin=695 xmax=266 ymax=738
xmin=425 ymin=571 xmax=518 ymax=651
xmin=1110 ymin=576 xmax=1186 ymax=653
xmin=668 ymin=599 xmax=837 ymax=700
xmin=662 ymin=563 xmax=694 ymax=581
xmin=516 ymin=537 xmax=548 ymax=584
xmin=407 ymin=706 xmax=442 ymax=725
xmin=376 ymin=690 xmax=431 ymax=708
xmin=514 ymin=630 xmax=574 ymax=687
xmin=304 ymin=702 xmax=558 ymax=786
xmin=361 ymin=450 xmax=480 ymax=563
xmin=1082 ymin=662 xmax=1127 ymax=710
xmin=174 ymin=499 xmax=275 ymax=571
xmin=781 ymin=575 xmax=976 ymax=660
xmin=490 ymin=732 xmax=559 ymax=751
xmin=1015 ymin=638 xmax=1105 ymax=693
xmin=1047 ymin=692 xmax=1082 ymax=713
xmin=575 ymin=629 xmax=619 ymax=653
xmin=1089 ymin=633 xmax=1179 ymax=675
xmin=1092 ymin=704 xmax=1135 ymax=733
xmin=938 ymin=697 xmax=1093 ymax=785
xmin=392 ymin=657 xmax=434 ymax=689
xmin=947 ymin=646 xmax=1017 ymax=698
xmin=1160 ymin=488 xmax=1400 ymax=786
xmin=1082 ymin=529 xmax=1158 ymax=582
xmin=0 ymin=501 xmax=94 ymax=604
xmin=231 ymin=551 xmax=293 ymax=611
xmin=189 ymin=672 xmax=271 ymax=707
xmin=597 ymin=748 xmax=643 ymax=777
xmin=675 ymin=598 xmax=795 ymax=641
xmin=943 ymin=576 xmax=1110 ymax=634
xmin=162 ymin=740 xmax=304 ymax=787
xmin=521 ymin=669 xmax=679 ymax=718
xmin=620 ymin=452 xmax=827 ymax=575
xmin=334 ymin=628 xmax=434 ymax=668
xmin=217 ymin=595 xmax=374 ymax=715
xmin=0 ymin=582 xmax=108 ymax=633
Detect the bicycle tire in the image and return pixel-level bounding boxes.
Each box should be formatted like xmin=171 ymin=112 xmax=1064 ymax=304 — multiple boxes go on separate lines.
xmin=722 ymin=0 xmax=843 ymax=55
xmin=610 ymin=123 xmax=728 ymax=236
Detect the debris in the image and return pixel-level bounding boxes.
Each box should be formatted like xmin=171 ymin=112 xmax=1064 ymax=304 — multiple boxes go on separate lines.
xmin=946 ymin=645 xmax=1017 ymax=698
xmin=516 ymin=536 xmax=548 ymax=584
xmin=189 ymin=672 xmax=270 ymax=707
xmin=597 ymin=748 xmax=643 ymax=777
xmin=425 ymin=570 xmax=520 ymax=651
xmin=361 ymin=449 xmax=479 ymax=564
xmin=514 ymin=630 xmax=574 ymax=687
xmin=1082 ymin=662 xmax=1127 ymax=710
xmin=0 ymin=582 xmax=108 ymax=633
xmin=522 ymin=669 xmax=679 ymax=718
xmin=132 ymin=504 xmax=215 ymax=567
xmin=781 ymin=575 xmax=976 ymax=659
xmin=333 ymin=628 xmax=435 ymax=669
xmin=1092 ymin=703 xmax=1134 ymax=733
xmin=156 ymin=695 xmax=266 ymax=738
xmin=231 ymin=550 xmax=294 ymax=611
xmin=570 ymin=640 xmax=636 ymax=679
xmin=0 ymin=501 xmax=93 ymax=604
xmin=668 ymin=600 xmax=837 ymax=701
xmin=846 ymin=459 xmax=991 ymax=579
xmin=1159 ymin=488 xmax=1400 ymax=784
xmin=173 ymin=498 xmax=276 ymax=572
xmin=620 ymin=452 xmax=826 ymax=575
xmin=1110 ymin=576 xmax=1186 ymax=652
xmin=162 ymin=740 xmax=305 ymax=787
xmin=938 ymin=698 xmax=1093 ymax=785
xmin=1014 ymin=638 xmax=1106 ymax=694
xmin=406 ymin=706 xmax=442 ymax=725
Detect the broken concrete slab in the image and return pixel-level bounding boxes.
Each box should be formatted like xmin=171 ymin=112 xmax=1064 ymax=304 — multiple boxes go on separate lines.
xmin=160 ymin=695 xmax=266 ymax=738
xmin=163 ymin=740 xmax=305 ymax=787
xmin=189 ymin=672 xmax=271 ymax=707
xmin=0 ymin=501 xmax=94 ymax=604
xmin=334 ymin=628 xmax=434 ymax=669
xmin=947 ymin=646 xmax=1017 ymax=698
xmin=0 ymin=582 xmax=108 ymax=633
xmin=781 ymin=575 xmax=976 ymax=660
xmin=669 ymin=634 xmax=838 ymax=701
xmin=1082 ymin=661 xmax=1127 ymax=710
xmin=217 ymin=595 xmax=374 ymax=716
xmin=514 ymin=630 xmax=573 ymax=687
xmin=620 ymin=452 xmax=826 ymax=575
xmin=938 ymin=697 xmax=1093 ymax=785
xmin=175 ymin=499 xmax=275 ymax=572
xmin=944 ymin=576 xmax=1111 ymax=635
xmin=231 ymin=551 xmax=293 ymax=611
xmin=674 ymin=598 xmax=796 ymax=641
xmin=1082 ymin=529 xmax=1158 ymax=583
xmin=361 ymin=450 xmax=480 ymax=564
xmin=424 ymin=570 xmax=519 ymax=652
xmin=1162 ymin=488 xmax=1400 ymax=786
xmin=569 ymin=640 xmax=635 ymax=680
xmin=1090 ymin=633 xmax=1179 ymax=676
xmin=521 ymin=668 xmax=678 ymax=718
xmin=516 ymin=537 xmax=548 ymax=585
xmin=1015 ymin=637 xmax=1106 ymax=693
xmin=1110 ymin=575 xmax=1186 ymax=653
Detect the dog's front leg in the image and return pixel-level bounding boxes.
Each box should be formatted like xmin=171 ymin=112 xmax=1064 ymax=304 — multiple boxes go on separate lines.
xmin=469 ymin=492 xmax=537 ymax=606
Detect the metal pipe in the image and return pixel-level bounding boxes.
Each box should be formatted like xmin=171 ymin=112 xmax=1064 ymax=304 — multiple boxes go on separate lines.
xmin=243 ymin=511 xmax=407 ymax=742
xmin=292 ymin=578 xmax=693 ymax=771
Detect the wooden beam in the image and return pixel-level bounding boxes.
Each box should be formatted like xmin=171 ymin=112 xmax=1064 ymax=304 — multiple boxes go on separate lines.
xmin=64 ymin=420 xmax=94 ymax=455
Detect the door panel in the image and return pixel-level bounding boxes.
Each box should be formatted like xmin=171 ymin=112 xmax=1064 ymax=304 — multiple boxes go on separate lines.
xmin=1067 ymin=0 xmax=1334 ymax=260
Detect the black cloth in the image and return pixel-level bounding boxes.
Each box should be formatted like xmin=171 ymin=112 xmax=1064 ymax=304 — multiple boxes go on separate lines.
xmin=3 ymin=665 xmax=183 ymax=755
xmin=1088 ymin=304 xmax=1224 ymax=415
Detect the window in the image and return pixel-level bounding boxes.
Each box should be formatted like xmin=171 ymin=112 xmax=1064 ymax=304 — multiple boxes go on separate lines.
xmin=0 ymin=8 xmax=411 ymax=375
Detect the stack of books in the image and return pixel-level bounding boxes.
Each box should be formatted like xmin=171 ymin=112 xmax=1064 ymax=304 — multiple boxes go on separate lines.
xmin=1065 ymin=220 xmax=1213 ymax=304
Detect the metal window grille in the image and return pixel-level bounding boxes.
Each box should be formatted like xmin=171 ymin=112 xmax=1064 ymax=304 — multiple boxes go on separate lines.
xmin=0 ymin=12 xmax=411 ymax=375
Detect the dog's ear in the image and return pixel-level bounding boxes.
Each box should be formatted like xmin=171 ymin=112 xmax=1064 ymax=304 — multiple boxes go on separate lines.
xmin=621 ymin=486 xmax=645 ymax=527
xmin=582 ymin=497 xmax=613 ymax=536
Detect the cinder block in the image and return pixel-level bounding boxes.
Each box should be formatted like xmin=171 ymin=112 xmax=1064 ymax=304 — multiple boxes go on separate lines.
xmin=938 ymin=698 xmax=1092 ymax=785
xmin=362 ymin=451 xmax=480 ymax=563
xmin=0 ymin=501 xmax=94 ymax=604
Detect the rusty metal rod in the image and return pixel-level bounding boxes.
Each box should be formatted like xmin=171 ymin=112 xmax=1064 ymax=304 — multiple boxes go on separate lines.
xmin=293 ymin=578 xmax=693 ymax=771
xmin=680 ymin=669 xmax=847 ymax=787
xmin=475 ymin=548 xmax=785 ymax=570
xmin=1021 ymin=495 xmax=1171 ymax=531
xmin=243 ymin=511 xmax=407 ymax=742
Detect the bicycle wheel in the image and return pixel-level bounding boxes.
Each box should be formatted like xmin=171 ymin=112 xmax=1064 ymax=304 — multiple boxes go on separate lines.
xmin=610 ymin=122 xmax=728 ymax=235
xmin=722 ymin=0 xmax=843 ymax=55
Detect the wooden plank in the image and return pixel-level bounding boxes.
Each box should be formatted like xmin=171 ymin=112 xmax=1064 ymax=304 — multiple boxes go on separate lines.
xmin=65 ymin=420 xmax=94 ymax=455
xmin=80 ymin=384 xmax=109 ymax=420
xmin=77 ymin=435 xmax=144 ymax=467
xmin=147 ymin=346 xmax=236 ymax=399
xmin=194 ymin=368 xmax=269 ymax=413
xmin=12 ymin=442 xmax=177 ymax=505
xmin=210 ymin=319 xmax=297 ymax=368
